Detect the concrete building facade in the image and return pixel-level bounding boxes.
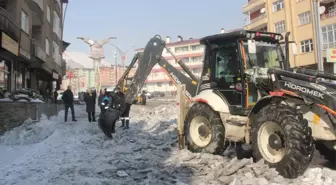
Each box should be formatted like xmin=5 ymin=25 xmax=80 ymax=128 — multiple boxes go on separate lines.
xmin=136 ymin=36 xmax=204 ymax=93
xmin=243 ymin=0 xmax=336 ymax=72
xmin=0 ymin=0 xmax=68 ymax=94
xmin=61 ymin=65 xmax=136 ymax=94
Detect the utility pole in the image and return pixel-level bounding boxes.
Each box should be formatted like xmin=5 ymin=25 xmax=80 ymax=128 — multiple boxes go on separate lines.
xmin=114 ymin=51 xmax=118 ymax=85
xmin=313 ymin=0 xmax=324 ymax=71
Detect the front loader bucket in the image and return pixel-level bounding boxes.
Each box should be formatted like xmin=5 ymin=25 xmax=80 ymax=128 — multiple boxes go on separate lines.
xmin=98 ymin=109 xmax=121 ymax=138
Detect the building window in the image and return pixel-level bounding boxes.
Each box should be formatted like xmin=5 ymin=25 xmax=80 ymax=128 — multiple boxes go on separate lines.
xmin=272 ymin=0 xmax=284 ymax=12
xmin=0 ymin=60 xmax=10 ymax=90
xmin=298 ymin=11 xmax=311 ymax=26
xmin=181 ymin=58 xmax=189 ymax=63
xmin=275 ymin=20 xmax=286 ymax=33
xmin=321 ymin=23 xmax=336 ymax=49
xmin=47 ymin=6 xmax=51 ymax=22
xmin=300 ymin=39 xmax=313 ymax=53
xmin=175 ymin=46 xmax=189 ymax=53
xmin=191 ymin=56 xmax=203 ymax=62
xmin=21 ymin=10 xmax=29 ymax=34
xmin=53 ymin=11 xmax=61 ymax=38
xmin=46 ymin=38 xmax=50 ymax=55
xmin=191 ymin=45 xmax=202 ymax=51
xmin=157 ymin=82 xmax=162 ymax=87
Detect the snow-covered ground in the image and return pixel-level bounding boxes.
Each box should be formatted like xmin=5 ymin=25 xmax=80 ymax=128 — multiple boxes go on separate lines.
xmin=1 ymin=103 xmax=336 ymax=185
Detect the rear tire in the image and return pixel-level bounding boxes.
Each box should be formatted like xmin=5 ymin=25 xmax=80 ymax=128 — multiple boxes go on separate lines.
xmin=252 ymin=103 xmax=314 ymax=179
xmin=184 ymin=103 xmax=227 ymax=154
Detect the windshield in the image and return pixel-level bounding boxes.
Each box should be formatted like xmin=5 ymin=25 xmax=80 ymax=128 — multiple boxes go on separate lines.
xmin=242 ymin=40 xmax=284 ymax=69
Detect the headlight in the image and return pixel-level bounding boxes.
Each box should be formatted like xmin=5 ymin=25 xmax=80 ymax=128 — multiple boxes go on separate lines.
xmin=246 ymin=33 xmax=251 ymax=38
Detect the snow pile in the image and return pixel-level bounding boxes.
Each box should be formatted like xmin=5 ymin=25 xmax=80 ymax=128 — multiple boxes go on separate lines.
xmin=0 ymin=103 xmax=336 ymax=185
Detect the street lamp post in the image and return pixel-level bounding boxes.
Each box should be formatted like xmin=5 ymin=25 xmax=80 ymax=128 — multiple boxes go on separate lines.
xmin=114 ymin=51 xmax=118 ymax=85
xmin=77 ymin=37 xmax=116 ymax=92
xmin=109 ymin=43 xmax=136 ymax=69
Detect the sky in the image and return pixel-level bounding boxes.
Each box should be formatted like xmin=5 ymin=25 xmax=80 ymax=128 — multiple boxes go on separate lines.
xmin=63 ymin=0 xmax=247 ymax=65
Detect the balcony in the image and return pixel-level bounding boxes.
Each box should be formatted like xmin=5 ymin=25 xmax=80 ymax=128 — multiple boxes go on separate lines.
xmin=54 ymin=63 xmax=62 ymax=76
xmin=244 ymin=14 xmax=268 ymax=31
xmin=31 ymin=39 xmax=46 ymax=62
xmin=0 ymin=7 xmax=19 ymax=41
xmin=321 ymin=3 xmax=335 ymax=26
xmin=26 ymin=0 xmax=44 ymax=26
xmin=243 ymin=0 xmax=266 ymax=14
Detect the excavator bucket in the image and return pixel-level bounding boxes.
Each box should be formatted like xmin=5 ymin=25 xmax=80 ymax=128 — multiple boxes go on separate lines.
xmin=98 ymin=109 xmax=121 ymax=138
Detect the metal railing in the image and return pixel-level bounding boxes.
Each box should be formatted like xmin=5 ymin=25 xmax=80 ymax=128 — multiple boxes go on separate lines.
xmin=321 ymin=9 xmax=336 ymax=20
xmin=245 ymin=13 xmax=267 ymax=25
xmin=0 ymin=7 xmax=19 ymax=40
xmin=31 ymin=39 xmax=47 ymax=62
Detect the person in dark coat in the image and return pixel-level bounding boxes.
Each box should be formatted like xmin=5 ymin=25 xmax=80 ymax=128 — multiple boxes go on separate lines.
xmin=53 ymin=90 xmax=58 ymax=104
xmin=91 ymin=88 xmax=97 ymax=115
xmin=62 ymin=85 xmax=77 ymax=122
xmin=84 ymin=89 xmax=96 ymax=122
xmin=98 ymin=87 xmax=125 ymax=138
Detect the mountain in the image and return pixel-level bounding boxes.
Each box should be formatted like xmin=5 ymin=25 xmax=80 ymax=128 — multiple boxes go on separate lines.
xmin=62 ymin=51 xmax=112 ymax=69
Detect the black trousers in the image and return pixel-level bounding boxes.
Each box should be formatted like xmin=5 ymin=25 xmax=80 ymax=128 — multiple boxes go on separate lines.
xmin=64 ymin=104 xmax=75 ymax=121
xmin=88 ymin=112 xmax=96 ymax=122
xmin=121 ymin=103 xmax=131 ymax=117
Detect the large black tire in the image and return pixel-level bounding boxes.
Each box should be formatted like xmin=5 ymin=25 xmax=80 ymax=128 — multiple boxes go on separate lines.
xmin=252 ymin=103 xmax=314 ymax=179
xmin=184 ymin=103 xmax=227 ymax=154
xmin=315 ymin=142 xmax=336 ymax=167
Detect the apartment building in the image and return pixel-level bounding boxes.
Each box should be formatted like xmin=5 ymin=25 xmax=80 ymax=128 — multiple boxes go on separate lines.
xmin=0 ymin=0 xmax=68 ymax=93
xmin=135 ymin=36 xmax=204 ymax=92
xmin=61 ymin=65 xmax=136 ymax=93
xmin=243 ymin=0 xmax=336 ymax=72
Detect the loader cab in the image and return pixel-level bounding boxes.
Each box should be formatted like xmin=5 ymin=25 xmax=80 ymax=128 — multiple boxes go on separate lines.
xmin=200 ymin=30 xmax=285 ymax=114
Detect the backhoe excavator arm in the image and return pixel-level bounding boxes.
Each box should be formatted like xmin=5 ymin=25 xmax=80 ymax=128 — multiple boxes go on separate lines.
xmin=115 ymin=35 xmax=200 ymax=104
xmin=157 ymin=58 xmax=198 ymax=100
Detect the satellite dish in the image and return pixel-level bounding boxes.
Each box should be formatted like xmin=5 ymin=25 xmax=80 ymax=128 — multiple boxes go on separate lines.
xmin=260 ymin=8 xmax=266 ymax=14
xmin=319 ymin=6 xmax=326 ymax=14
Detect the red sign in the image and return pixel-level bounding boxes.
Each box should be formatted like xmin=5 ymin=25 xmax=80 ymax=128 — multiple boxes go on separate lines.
xmin=122 ymin=55 xmax=126 ymax=61
xmin=68 ymin=71 xmax=73 ymax=78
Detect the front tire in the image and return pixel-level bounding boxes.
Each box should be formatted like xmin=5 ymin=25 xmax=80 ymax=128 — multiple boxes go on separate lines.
xmin=251 ymin=103 xmax=314 ymax=179
xmin=184 ymin=103 xmax=227 ymax=154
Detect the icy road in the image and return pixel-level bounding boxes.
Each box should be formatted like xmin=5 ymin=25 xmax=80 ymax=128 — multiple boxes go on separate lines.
xmin=1 ymin=100 xmax=336 ymax=185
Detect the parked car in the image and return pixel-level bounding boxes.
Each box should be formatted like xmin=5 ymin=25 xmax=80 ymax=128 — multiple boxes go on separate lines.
xmin=153 ymin=91 xmax=165 ymax=97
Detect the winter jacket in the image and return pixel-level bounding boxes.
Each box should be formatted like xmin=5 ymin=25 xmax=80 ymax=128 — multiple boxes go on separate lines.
xmin=84 ymin=93 xmax=95 ymax=112
xmin=98 ymin=94 xmax=107 ymax=106
xmin=62 ymin=89 xmax=74 ymax=105
xmin=109 ymin=92 xmax=125 ymax=113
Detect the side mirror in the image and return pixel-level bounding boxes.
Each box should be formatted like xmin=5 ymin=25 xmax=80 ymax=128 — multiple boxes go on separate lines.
xmin=291 ymin=43 xmax=298 ymax=56
xmin=247 ymin=40 xmax=256 ymax=54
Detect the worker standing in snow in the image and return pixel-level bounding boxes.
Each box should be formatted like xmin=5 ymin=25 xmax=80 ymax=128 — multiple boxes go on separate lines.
xmin=62 ymin=85 xmax=77 ymax=122
xmin=84 ymin=89 xmax=96 ymax=122
xmin=98 ymin=89 xmax=108 ymax=113
xmin=120 ymin=102 xmax=131 ymax=129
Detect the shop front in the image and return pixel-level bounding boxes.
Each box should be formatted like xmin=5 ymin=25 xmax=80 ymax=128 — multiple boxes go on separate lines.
xmin=0 ymin=31 xmax=19 ymax=92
